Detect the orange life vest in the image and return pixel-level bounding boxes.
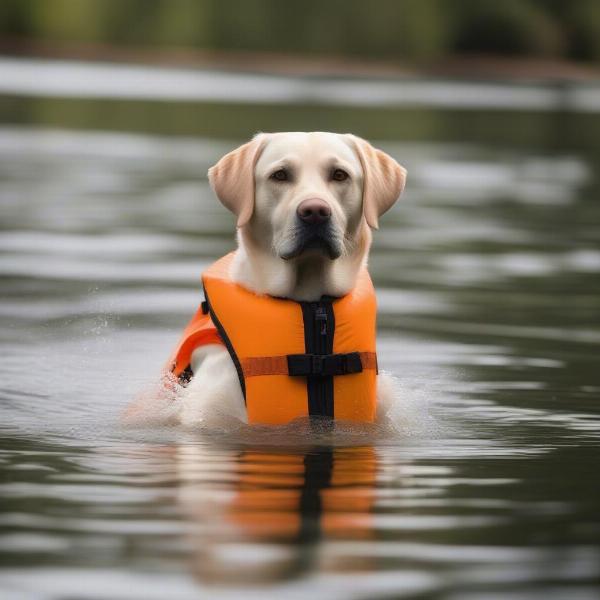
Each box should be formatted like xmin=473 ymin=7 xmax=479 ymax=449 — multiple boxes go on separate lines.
xmin=168 ymin=252 xmax=378 ymax=425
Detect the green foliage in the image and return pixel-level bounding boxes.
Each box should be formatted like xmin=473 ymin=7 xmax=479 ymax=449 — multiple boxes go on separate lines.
xmin=562 ymin=0 xmax=600 ymax=61
xmin=1 ymin=0 xmax=599 ymax=63
xmin=449 ymin=0 xmax=565 ymax=57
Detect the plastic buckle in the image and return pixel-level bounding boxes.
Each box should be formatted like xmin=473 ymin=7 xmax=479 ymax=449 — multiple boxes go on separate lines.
xmin=311 ymin=355 xmax=324 ymax=375
xmin=287 ymin=352 xmax=363 ymax=377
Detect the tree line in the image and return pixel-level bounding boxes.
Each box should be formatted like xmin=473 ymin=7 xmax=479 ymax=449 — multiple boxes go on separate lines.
xmin=2 ymin=0 xmax=599 ymax=63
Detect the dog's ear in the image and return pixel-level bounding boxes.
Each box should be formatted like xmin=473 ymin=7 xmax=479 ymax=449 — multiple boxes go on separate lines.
xmin=208 ymin=134 xmax=267 ymax=228
xmin=347 ymin=134 xmax=407 ymax=229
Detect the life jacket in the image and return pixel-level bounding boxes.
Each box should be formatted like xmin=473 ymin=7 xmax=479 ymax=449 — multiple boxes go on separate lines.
xmin=167 ymin=252 xmax=378 ymax=425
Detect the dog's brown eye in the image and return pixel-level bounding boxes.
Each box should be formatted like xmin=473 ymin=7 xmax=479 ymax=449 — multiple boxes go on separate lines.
xmin=332 ymin=168 xmax=349 ymax=182
xmin=270 ymin=169 xmax=289 ymax=182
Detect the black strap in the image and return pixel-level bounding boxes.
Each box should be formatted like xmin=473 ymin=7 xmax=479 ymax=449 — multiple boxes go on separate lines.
xmin=287 ymin=352 xmax=363 ymax=377
xmin=300 ymin=301 xmax=335 ymax=418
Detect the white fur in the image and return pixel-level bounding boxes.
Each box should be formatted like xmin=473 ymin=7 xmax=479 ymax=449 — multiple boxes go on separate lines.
xmin=174 ymin=132 xmax=401 ymax=426
xmin=181 ymin=345 xmax=247 ymax=426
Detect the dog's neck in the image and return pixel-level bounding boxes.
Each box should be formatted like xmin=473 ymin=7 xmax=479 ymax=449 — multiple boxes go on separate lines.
xmin=230 ymin=224 xmax=371 ymax=302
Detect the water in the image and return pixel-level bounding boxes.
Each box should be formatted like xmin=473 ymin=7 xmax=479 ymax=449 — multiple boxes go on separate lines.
xmin=1 ymin=61 xmax=600 ymax=599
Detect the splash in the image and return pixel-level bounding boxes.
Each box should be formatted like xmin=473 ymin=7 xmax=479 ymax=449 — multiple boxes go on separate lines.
xmin=121 ymin=368 xmax=444 ymax=447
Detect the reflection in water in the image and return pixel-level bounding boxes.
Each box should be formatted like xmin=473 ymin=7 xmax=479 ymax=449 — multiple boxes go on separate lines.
xmin=177 ymin=445 xmax=377 ymax=585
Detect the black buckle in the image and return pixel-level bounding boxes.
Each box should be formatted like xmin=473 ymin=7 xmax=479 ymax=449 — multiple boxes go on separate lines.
xmin=311 ymin=355 xmax=323 ymax=374
xmin=287 ymin=352 xmax=363 ymax=377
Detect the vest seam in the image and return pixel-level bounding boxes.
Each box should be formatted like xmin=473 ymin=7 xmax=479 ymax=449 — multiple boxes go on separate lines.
xmin=203 ymin=285 xmax=247 ymax=402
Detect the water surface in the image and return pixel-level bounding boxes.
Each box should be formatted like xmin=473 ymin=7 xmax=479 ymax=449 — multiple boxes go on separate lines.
xmin=1 ymin=66 xmax=600 ymax=599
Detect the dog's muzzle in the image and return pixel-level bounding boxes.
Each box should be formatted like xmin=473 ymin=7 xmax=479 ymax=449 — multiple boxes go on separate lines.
xmin=280 ymin=220 xmax=342 ymax=260
xmin=279 ymin=198 xmax=342 ymax=260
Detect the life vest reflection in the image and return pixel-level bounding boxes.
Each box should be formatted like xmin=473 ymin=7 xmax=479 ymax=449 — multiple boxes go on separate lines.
xmin=176 ymin=445 xmax=378 ymax=584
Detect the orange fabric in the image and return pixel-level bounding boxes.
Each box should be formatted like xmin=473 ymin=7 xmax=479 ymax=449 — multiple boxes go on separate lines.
xmin=168 ymin=251 xmax=378 ymax=425
xmin=240 ymin=355 xmax=289 ymax=377
xmin=167 ymin=306 xmax=223 ymax=377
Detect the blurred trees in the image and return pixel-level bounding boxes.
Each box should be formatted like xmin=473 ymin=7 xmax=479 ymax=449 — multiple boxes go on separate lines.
xmin=1 ymin=0 xmax=600 ymax=63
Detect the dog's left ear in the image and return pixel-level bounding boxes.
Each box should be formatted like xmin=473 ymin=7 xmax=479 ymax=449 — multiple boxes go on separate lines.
xmin=347 ymin=134 xmax=407 ymax=229
xmin=208 ymin=133 xmax=267 ymax=228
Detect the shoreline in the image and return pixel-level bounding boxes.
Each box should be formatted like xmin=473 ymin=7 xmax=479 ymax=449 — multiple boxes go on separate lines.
xmin=1 ymin=55 xmax=599 ymax=113
xmin=1 ymin=36 xmax=600 ymax=83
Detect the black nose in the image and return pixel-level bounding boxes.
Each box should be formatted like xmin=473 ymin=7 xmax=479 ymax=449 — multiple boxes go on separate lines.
xmin=297 ymin=198 xmax=331 ymax=225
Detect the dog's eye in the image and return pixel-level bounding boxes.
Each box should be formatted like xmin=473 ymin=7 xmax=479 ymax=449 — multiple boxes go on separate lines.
xmin=270 ymin=169 xmax=289 ymax=182
xmin=331 ymin=168 xmax=349 ymax=182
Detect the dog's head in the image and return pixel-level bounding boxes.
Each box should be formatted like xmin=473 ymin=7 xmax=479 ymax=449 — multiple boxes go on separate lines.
xmin=208 ymin=132 xmax=406 ymax=264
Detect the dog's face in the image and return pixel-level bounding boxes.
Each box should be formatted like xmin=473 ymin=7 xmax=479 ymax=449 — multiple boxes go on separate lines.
xmin=253 ymin=132 xmax=363 ymax=261
xmin=209 ymin=132 xmax=406 ymax=265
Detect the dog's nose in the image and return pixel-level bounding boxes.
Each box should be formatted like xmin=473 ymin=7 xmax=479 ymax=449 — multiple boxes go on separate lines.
xmin=297 ymin=198 xmax=331 ymax=225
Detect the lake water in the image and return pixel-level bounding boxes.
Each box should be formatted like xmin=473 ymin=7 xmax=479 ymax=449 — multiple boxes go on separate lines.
xmin=1 ymin=59 xmax=600 ymax=599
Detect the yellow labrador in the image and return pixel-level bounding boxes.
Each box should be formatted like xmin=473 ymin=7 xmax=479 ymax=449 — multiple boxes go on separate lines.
xmin=179 ymin=132 xmax=406 ymax=426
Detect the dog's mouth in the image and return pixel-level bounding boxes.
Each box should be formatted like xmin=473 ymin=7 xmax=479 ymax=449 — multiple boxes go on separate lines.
xmin=279 ymin=225 xmax=342 ymax=261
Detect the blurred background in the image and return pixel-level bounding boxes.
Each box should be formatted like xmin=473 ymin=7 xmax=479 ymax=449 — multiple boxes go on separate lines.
xmin=1 ymin=0 xmax=600 ymax=140
xmin=3 ymin=0 xmax=600 ymax=64
xmin=1 ymin=2 xmax=600 ymax=599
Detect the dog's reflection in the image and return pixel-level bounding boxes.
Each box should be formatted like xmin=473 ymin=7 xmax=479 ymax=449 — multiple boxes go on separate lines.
xmin=176 ymin=444 xmax=377 ymax=584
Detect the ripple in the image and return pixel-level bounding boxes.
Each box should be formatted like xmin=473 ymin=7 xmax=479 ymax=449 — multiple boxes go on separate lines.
xmin=1 ymin=121 xmax=599 ymax=599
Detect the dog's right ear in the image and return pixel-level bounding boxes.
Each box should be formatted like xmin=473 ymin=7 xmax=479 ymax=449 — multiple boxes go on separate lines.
xmin=208 ymin=134 xmax=267 ymax=228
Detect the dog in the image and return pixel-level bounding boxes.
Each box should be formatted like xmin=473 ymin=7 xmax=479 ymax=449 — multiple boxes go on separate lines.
xmin=173 ymin=132 xmax=406 ymax=427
